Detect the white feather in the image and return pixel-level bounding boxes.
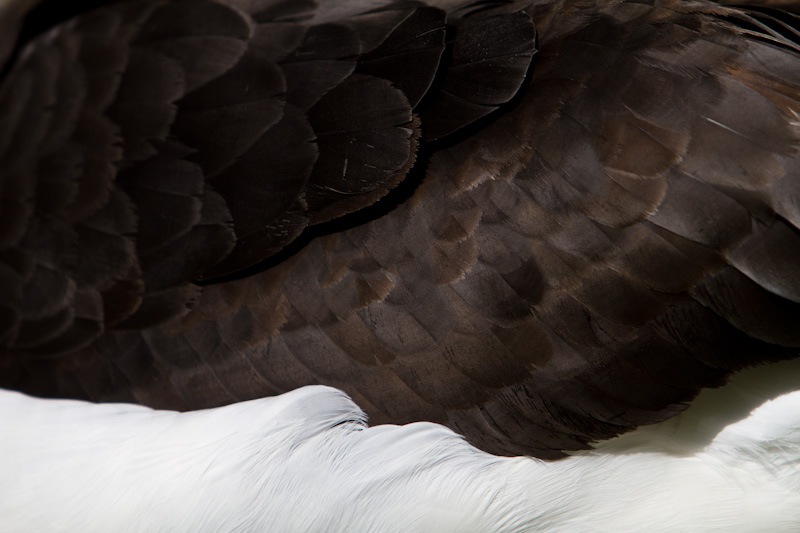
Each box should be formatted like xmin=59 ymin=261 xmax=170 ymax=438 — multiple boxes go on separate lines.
xmin=2 ymin=361 xmax=800 ymax=532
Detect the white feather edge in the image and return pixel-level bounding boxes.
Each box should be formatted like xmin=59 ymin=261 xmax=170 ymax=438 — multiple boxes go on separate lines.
xmin=2 ymin=360 xmax=800 ymax=532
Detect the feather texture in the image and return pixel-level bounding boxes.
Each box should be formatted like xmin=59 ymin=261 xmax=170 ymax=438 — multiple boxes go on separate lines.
xmin=3 ymin=361 xmax=800 ymax=532
xmin=1 ymin=0 xmax=799 ymax=458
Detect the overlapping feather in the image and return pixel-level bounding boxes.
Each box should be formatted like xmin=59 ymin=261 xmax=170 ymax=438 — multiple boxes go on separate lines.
xmin=1 ymin=0 xmax=800 ymax=459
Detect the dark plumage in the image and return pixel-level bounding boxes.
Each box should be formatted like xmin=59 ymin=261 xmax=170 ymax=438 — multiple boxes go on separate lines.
xmin=1 ymin=0 xmax=799 ymax=457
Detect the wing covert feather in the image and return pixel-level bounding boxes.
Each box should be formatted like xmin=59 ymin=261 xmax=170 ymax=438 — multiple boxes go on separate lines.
xmin=2 ymin=0 xmax=800 ymax=459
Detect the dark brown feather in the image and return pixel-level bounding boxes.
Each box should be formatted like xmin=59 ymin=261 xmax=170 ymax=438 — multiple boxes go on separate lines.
xmin=2 ymin=0 xmax=800 ymax=461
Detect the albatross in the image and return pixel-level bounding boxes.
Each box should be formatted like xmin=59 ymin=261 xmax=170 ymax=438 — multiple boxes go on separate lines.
xmin=0 ymin=0 xmax=799 ymax=529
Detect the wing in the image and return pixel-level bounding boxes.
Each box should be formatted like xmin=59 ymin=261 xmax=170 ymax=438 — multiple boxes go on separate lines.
xmin=0 ymin=0 xmax=535 ymax=353
xmin=3 ymin=0 xmax=800 ymax=459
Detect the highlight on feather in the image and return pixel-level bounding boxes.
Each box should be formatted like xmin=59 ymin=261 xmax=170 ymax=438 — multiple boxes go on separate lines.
xmin=2 ymin=359 xmax=800 ymax=532
xmin=719 ymin=3 xmax=800 ymax=52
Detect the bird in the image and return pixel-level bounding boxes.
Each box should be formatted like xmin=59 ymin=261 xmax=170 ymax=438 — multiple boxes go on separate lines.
xmin=1 ymin=0 xmax=800 ymax=528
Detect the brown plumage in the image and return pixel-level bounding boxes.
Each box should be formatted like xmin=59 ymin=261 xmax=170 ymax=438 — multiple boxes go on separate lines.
xmin=1 ymin=0 xmax=799 ymax=457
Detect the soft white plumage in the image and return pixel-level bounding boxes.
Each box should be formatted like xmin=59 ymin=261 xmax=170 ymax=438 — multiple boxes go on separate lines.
xmin=2 ymin=360 xmax=800 ymax=532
